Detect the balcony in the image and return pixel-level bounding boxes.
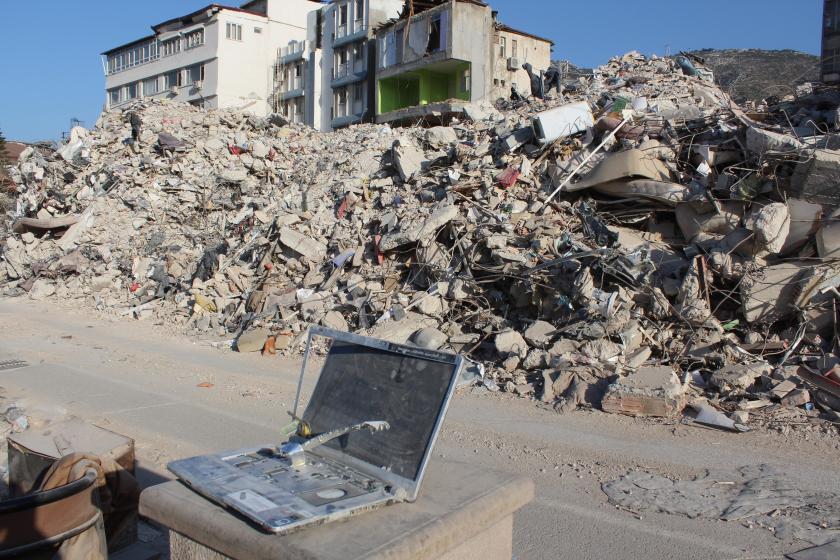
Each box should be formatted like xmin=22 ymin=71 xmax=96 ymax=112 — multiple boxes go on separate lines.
xmin=279 ymin=41 xmax=307 ymax=63
xmin=334 ymin=62 xmax=349 ymax=80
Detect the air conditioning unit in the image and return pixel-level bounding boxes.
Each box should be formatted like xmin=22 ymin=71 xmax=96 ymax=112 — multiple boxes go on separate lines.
xmin=170 ymin=86 xmax=179 ymax=95
xmin=507 ymin=58 xmax=520 ymax=71
xmin=194 ymin=80 xmax=203 ymax=90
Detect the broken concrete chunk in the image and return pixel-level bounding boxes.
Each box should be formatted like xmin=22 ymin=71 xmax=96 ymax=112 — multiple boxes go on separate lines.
xmin=321 ymin=310 xmax=349 ymax=332
xmin=425 ymin=127 xmax=458 ymax=148
xmin=502 ymin=127 xmax=534 ymax=153
xmin=29 ymin=279 xmax=56 ymax=301
xmin=236 ymin=328 xmax=271 ymax=353
xmin=750 ymin=202 xmax=790 ymax=254
xmin=523 ymin=321 xmax=555 ymax=349
xmin=816 ymin=220 xmax=840 ymax=259
xmin=393 ymin=140 xmax=425 ymax=182
xmin=746 ymin=126 xmax=804 ymax=154
xmin=570 ymin=148 xmax=673 ymax=192
xmin=278 ymin=228 xmax=326 ymax=261
xmin=410 ymin=327 xmax=447 ymax=350
xmin=601 ymin=367 xmax=686 ymax=418
xmin=709 ymin=362 xmax=772 ymax=393
xmin=740 ymin=263 xmax=813 ymax=324
xmin=495 ymin=330 xmax=528 ymax=359
xmin=781 ymin=388 xmax=810 ymax=408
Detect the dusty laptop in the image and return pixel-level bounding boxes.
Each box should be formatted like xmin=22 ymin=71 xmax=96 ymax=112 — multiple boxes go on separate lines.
xmin=169 ymin=326 xmax=463 ymax=534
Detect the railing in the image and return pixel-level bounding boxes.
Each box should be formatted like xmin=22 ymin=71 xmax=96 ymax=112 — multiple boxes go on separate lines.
xmin=281 ymin=41 xmax=306 ymax=58
xmin=336 ymin=23 xmax=348 ymax=38
xmin=334 ymin=63 xmax=349 ymax=80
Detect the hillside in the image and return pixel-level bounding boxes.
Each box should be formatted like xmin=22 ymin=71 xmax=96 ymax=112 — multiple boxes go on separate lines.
xmin=688 ymin=48 xmax=819 ymax=103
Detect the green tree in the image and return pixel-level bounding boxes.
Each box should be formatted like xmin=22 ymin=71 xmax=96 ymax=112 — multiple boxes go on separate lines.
xmin=0 ymin=128 xmax=7 ymax=166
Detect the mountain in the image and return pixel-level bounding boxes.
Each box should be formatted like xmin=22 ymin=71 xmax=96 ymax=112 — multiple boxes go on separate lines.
xmin=688 ymin=49 xmax=820 ymax=103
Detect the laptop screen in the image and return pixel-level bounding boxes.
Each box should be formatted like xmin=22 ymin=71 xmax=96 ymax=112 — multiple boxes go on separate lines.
xmin=302 ymin=339 xmax=458 ymax=481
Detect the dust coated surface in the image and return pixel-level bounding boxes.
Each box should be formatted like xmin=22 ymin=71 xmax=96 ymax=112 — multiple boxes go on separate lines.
xmin=1 ymin=298 xmax=838 ymax=560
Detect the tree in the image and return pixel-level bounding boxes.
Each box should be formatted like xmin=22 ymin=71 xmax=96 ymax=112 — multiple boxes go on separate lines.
xmin=0 ymin=127 xmax=7 ymax=167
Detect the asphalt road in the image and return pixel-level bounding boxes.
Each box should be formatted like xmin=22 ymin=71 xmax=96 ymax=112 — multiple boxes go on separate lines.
xmin=1 ymin=298 xmax=837 ymax=559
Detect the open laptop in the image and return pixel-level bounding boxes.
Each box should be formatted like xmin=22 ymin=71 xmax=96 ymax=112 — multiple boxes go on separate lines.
xmin=169 ymin=326 xmax=463 ymax=534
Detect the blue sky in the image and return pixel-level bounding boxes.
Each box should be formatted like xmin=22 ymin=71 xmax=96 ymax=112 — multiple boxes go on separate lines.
xmin=0 ymin=0 xmax=822 ymax=142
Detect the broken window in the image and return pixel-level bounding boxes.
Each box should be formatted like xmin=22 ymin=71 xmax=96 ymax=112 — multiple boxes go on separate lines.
xmin=127 ymin=82 xmax=139 ymax=100
xmin=427 ymin=15 xmax=442 ymax=54
xmin=109 ymin=89 xmax=121 ymax=105
xmin=462 ymin=67 xmax=471 ymax=92
xmin=355 ymin=0 xmax=364 ymax=23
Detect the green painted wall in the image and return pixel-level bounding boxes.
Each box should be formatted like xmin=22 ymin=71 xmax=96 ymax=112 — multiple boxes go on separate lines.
xmin=378 ymin=62 xmax=472 ymax=114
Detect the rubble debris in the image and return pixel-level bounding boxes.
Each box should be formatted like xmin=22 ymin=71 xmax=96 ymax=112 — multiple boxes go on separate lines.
xmin=601 ymin=367 xmax=686 ymax=417
xmin=687 ymin=401 xmax=749 ymax=432
xmin=2 ymin=50 xmax=840 ymax=440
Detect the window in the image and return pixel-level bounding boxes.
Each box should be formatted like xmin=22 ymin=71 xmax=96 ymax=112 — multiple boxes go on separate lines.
xmin=354 ymin=42 xmax=365 ymax=62
xmin=106 ymin=39 xmax=159 ymax=74
xmin=512 ymin=39 xmax=518 ymax=59
xmin=161 ymin=37 xmax=181 ymax=57
xmin=335 ymin=86 xmax=348 ymax=118
xmin=339 ymin=4 xmax=348 ymax=25
xmin=826 ymin=0 xmax=840 ymax=33
xmin=293 ymin=62 xmax=303 ymax=89
xmin=185 ymin=64 xmax=204 ymax=86
xmin=226 ymin=22 xmax=242 ymax=41
xmin=143 ymin=76 xmax=160 ymax=96
xmin=335 ymin=47 xmax=349 ymax=78
xmin=165 ymin=70 xmax=181 ymax=89
xmin=353 ymin=82 xmax=364 ymax=114
xmin=254 ymin=27 xmax=262 ymax=34
xmin=824 ymin=47 xmax=840 ymax=75
xmin=127 ymin=82 xmax=139 ymax=99
xmin=185 ymin=29 xmax=204 ymax=49
xmin=109 ymin=89 xmax=122 ymax=105
xmin=355 ymin=0 xmax=364 ymax=22
xmin=499 ymin=36 xmax=506 ymax=58
xmin=294 ymin=97 xmax=304 ymax=123
xmin=462 ymin=67 xmax=471 ymax=92
xmin=395 ymin=28 xmax=404 ymax=64
xmin=427 ymin=15 xmax=442 ymax=53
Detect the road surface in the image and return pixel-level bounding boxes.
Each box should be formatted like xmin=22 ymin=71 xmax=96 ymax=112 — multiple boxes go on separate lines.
xmin=1 ymin=298 xmax=837 ymax=559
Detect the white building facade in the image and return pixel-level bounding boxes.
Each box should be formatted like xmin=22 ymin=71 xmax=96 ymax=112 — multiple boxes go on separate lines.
xmin=102 ymin=1 xmax=317 ymax=116
xmin=315 ymin=0 xmax=403 ymax=131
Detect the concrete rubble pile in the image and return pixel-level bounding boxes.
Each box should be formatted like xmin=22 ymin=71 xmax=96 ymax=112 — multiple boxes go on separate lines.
xmin=2 ymin=51 xmax=840 ymax=436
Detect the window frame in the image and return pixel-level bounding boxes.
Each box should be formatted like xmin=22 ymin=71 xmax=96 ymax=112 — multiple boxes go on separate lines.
xmin=185 ymin=29 xmax=204 ymax=50
xmin=226 ymin=22 xmax=243 ymax=41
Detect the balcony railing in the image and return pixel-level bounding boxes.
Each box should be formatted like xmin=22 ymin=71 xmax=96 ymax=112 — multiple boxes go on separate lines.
xmin=280 ymin=41 xmax=306 ymax=58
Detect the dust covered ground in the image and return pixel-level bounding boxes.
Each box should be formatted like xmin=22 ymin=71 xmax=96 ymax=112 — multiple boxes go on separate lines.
xmin=1 ymin=298 xmax=837 ymax=560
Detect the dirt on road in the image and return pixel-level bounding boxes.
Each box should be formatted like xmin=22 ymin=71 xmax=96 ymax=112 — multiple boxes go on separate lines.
xmin=0 ymin=298 xmax=838 ymax=560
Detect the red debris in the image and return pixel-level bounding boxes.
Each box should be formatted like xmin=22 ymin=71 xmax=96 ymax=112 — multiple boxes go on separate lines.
xmin=496 ymin=166 xmax=520 ymax=188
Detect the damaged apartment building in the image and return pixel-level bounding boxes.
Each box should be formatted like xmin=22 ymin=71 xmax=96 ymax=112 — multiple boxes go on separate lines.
xmin=376 ymin=0 xmax=552 ymax=124
xmin=102 ymin=0 xmax=552 ymax=131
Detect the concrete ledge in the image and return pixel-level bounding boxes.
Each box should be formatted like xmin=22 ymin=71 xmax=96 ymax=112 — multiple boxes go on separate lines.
xmin=140 ymin=460 xmax=533 ymax=560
